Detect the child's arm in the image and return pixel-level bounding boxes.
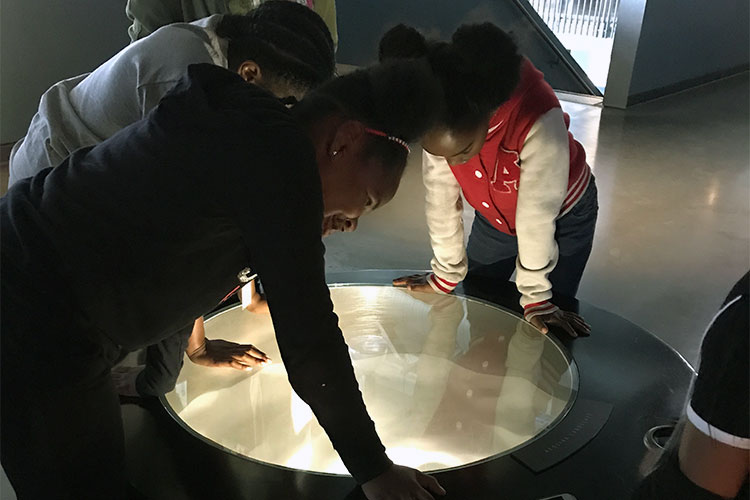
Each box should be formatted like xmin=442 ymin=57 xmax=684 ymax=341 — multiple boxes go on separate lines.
xmin=680 ymin=291 xmax=750 ymax=496
xmin=393 ymin=150 xmax=467 ymax=293
xmin=515 ymin=108 xmax=589 ymax=336
xmin=515 ymin=108 xmax=568 ymax=311
xmin=678 ymin=420 xmax=749 ymax=497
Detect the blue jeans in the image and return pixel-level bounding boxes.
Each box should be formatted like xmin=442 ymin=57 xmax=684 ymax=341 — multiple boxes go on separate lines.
xmin=466 ymin=177 xmax=598 ymax=298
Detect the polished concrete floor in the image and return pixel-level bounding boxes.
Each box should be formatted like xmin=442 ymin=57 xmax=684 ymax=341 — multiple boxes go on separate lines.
xmin=324 ymin=72 xmax=750 ymax=366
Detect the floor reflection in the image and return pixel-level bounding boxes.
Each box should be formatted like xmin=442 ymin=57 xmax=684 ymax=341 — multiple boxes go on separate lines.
xmin=165 ymin=286 xmax=576 ymax=474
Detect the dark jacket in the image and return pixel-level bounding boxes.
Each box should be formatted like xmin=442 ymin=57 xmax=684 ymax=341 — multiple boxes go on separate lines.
xmin=0 ymin=63 xmax=391 ymax=483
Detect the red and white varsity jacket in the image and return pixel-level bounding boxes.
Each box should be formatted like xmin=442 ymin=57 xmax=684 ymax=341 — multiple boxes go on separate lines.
xmin=424 ymin=59 xmax=592 ymax=321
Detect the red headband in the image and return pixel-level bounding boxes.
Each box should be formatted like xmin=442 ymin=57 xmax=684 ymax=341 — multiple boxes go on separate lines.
xmin=365 ymin=128 xmax=410 ymax=154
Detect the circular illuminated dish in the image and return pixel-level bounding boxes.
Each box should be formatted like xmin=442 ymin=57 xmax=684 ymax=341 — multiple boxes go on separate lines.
xmin=163 ymin=285 xmax=577 ymax=475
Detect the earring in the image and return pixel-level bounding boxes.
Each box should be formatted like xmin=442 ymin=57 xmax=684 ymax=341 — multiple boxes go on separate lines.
xmin=331 ymin=150 xmax=338 ymax=157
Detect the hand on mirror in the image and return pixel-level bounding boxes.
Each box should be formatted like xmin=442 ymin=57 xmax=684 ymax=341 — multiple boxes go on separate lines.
xmin=528 ymin=309 xmax=591 ymax=337
xmin=187 ymin=339 xmax=272 ymax=371
xmin=392 ymin=273 xmax=438 ymax=294
xmin=362 ymin=465 xmax=446 ymax=500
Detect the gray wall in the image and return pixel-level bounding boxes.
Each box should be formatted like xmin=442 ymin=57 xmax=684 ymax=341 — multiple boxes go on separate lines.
xmin=1 ymin=0 xmax=130 ymax=143
xmin=628 ymin=0 xmax=749 ymax=99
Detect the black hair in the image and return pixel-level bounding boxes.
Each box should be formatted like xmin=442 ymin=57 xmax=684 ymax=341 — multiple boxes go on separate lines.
xmin=216 ymin=1 xmax=335 ymax=92
xmin=379 ymin=23 xmax=523 ymax=132
xmin=293 ymin=60 xmax=442 ymax=175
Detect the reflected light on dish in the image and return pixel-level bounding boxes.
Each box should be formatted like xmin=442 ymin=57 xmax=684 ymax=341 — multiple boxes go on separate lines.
xmin=348 ymin=334 xmax=390 ymax=358
xmin=359 ymin=286 xmax=382 ymax=304
xmin=165 ymin=287 xmax=577 ymax=476
xmin=322 ymin=457 xmax=349 ymax=475
xmin=706 ymin=180 xmax=720 ymax=206
xmin=285 ymin=444 xmax=313 ymax=470
xmin=184 ymin=388 xmax=220 ymax=414
xmin=291 ymin=390 xmax=314 ymax=434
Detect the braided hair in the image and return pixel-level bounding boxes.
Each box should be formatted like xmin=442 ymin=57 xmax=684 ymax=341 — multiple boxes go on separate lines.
xmin=379 ymin=23 xmax=522 ymax=133
xmin=216 ymin=1 xmax=335 ymax=94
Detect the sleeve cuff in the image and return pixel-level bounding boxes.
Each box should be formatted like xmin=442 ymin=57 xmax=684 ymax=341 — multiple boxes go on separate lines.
xmin=350 ymin=452 xmax=394 ymax=484
xmin=428 ymin=273 xmax=458 ymax=294
xmin=687 ymin=404 xmax=750 ymax=450
xmin=523 ymin=300 xmax=559 ymax=321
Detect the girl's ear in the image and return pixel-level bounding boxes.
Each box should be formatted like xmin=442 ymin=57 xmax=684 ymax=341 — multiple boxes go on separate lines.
xmin=237 ymin=61 xmax=262 ymax=84
xmin=329 ymin=120 xmax=366 ymax=159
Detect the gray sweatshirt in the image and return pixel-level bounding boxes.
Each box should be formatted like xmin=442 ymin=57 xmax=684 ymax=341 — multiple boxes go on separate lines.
xmin=9 ymin=16 xmax=227 ymax=186
xmin=124 ymin=0 xmax=338 ymax=48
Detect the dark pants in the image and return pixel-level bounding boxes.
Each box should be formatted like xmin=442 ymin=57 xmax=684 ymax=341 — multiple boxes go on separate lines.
xmin=1 ymin=258 xmax=141 ymax=498
xmin=467 ymin=177 xmax=598 ymax=299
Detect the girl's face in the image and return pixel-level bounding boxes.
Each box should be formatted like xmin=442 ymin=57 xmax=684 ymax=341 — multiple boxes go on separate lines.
xmin=421 ymin=117 xmax=491 ymax=165
xmin=316 ymin=120 xmax=402 ymax=228
xmin=319 ymin=154 xmax=401 ymax=223
xmin=306 ymin=119 xmax=403 ymax=241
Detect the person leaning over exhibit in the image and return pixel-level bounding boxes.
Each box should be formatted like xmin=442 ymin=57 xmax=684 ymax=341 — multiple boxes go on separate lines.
xmin=634 ymin=272 xmax=749 ymax=499
xmin=9 ymin=1 xmax=334 ymax=184
xmin=125 ymin=0 xmax=339 ymax=49
xmin=113 ymin=215 xmax=359 ymax=399
xmin=1 ymin=61 xmax=447 ymax=499
xmin=381 ymin=24 xmax=596 ymax=338
xmin=8 ymin=0 xmax=346 ymax=397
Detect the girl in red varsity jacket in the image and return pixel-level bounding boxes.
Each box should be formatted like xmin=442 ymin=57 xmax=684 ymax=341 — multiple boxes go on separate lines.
xmin=380 ymin=23 xmax=596 ymax=337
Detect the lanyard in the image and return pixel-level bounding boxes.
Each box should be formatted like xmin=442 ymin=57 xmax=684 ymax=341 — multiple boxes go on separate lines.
xmin=220 ymin=267 xmax=258 ymax=303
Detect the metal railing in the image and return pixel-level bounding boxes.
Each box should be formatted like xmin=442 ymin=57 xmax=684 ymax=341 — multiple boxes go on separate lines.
xmin=527 ymin=0 xmax=620 ymax=38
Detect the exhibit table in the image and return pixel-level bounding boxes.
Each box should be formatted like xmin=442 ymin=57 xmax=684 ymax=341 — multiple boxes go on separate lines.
xmin=129 ymin=270 xmax=693 ymax=500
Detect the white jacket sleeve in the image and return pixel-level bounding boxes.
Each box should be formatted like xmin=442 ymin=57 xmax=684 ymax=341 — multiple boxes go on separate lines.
xmin=515 ymin=108 xmax=569 ymax=320
xmin=423 ymin=150 xmax=467 ymax=294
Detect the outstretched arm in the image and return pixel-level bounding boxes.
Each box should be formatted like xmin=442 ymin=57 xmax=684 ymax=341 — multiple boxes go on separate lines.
xmin=393 ymin=150 xmax=466 ymax=294
xmin=516 ymin=109 xmax=590 ymax=336
xmin=186 ymin=317 xmax=270 ymax=371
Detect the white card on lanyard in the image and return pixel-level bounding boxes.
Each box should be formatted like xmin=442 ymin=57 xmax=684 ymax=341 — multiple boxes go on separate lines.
xmin=240 ymin=281 xmax=255 ymax=310
xmin=237 ymin=267 xmax=258 ymax=310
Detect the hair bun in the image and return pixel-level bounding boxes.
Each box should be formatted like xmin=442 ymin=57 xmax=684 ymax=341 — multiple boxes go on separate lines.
xmin=367 ymin=59 xmax=442 ymax=141
xmin=378 ymin=24 xmax=428 ymax=62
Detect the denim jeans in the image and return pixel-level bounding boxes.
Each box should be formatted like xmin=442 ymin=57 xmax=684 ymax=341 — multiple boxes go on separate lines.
xmin=467 ymin=176 xmax=599 ymax=298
